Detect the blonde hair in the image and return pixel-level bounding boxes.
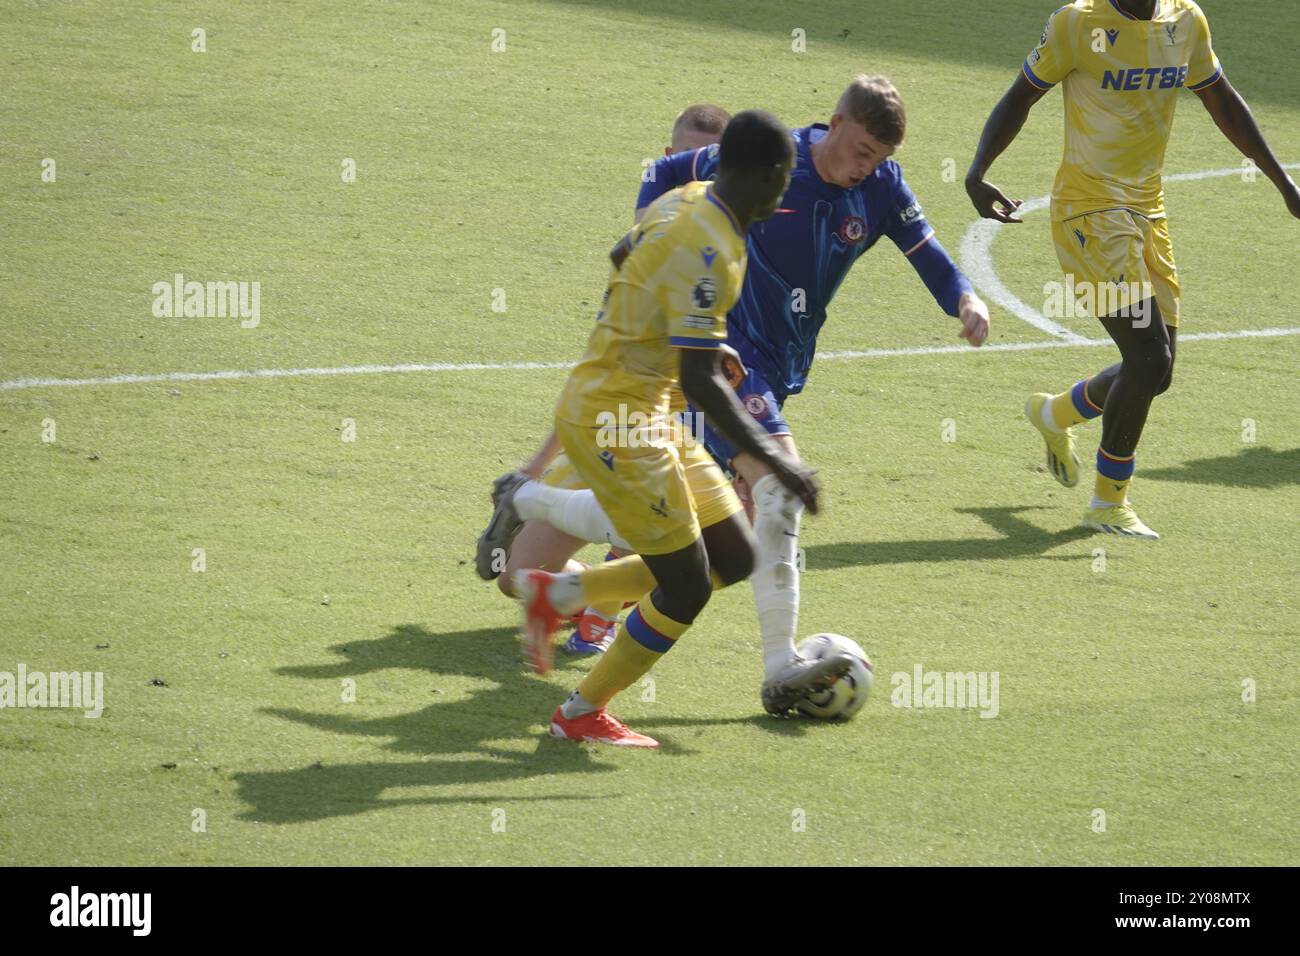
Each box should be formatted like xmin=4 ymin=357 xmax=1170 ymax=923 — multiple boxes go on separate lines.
xmin=673 ymin=104 xmax=731 ymax=140
xmin=837 ymin=75 xmax=906 ymax=145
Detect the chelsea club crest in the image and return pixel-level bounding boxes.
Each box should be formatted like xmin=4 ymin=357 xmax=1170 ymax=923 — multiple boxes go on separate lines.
xmin=838 ymin=215 xmax=866 ymax=243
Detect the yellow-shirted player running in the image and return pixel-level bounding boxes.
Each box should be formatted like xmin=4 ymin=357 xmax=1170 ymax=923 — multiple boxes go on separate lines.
xmin=966 ymin=0 xmax=1300 ymax=538
xmin=480 ymin=111 xmax=849 ymax=748
xmin=486 ymin=106 xmax=732 ymax=657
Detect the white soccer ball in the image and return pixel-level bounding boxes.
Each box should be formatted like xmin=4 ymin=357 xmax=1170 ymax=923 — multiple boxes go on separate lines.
xmin=795 ymin=633 xmax=874 ymax=720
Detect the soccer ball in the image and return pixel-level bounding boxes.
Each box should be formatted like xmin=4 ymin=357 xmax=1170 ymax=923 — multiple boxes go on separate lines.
xmin=794 ymin=633 xmax=874 ymax=720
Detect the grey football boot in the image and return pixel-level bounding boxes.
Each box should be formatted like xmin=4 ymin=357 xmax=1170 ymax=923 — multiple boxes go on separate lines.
xmin=474 ymin=471 xmax=530 ymax=580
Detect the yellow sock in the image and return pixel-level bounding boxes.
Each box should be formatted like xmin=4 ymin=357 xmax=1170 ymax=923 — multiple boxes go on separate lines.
xmin=1094 ymin=447 xmax=1135 ymax=505
xmin=577 ymin=596 xmax=690 ymax=708
xmin=584 ymin=569 xmax=726 ymax=620
xmin=586 ymin=599 xmax=624 ymax=619
xmin=579 ymin=556 xmax=656 ymax=608
xmin=1049 ymin=378 xmax=1104 ymax=431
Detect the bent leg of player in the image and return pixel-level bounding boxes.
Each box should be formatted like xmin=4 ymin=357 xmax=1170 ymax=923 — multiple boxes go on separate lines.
xmin=541 ymin=422 xmax=723 ymax=747
xmin=513 ymin=481 xmax=632 ymax=552
xmin=497 ymin=521 xmax=585 ymax=596
xmin=514 ymin=430 xmax=754 ymax=669
xmin=493 ymin=453 xmax=623 ymax=654
xmin=495 ymin=452 xmax=590 ymax=594
xmin=1043 ymin=211 xmax=1178 ymax=539
xmin=552 ymin=538 xmax=716 ymax=748
xmin=475 ymin=465 xmax=633 ymax=581
xmin=1081 ymin=299 xmax=1171 ymax=539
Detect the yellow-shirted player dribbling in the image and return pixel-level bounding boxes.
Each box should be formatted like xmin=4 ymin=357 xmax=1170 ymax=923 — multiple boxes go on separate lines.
xmin=967 ymin=0 xmax=1300 ymax=538
xmin=479 ymin=110 xmax=854 ymax=748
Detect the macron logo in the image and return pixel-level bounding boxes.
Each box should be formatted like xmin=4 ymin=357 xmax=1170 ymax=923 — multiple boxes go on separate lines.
xmin=50 ymin=886 xmax=151 ymax=936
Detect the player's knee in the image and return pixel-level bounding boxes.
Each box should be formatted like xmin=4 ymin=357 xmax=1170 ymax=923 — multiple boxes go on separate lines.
xmin=659 ymin=574 xmax=712 ymax=623
xmin=497 ymin=552 xmax=525 ymax=596
xmin=712 ymin=537 xmax=756 ymax=586
xmin=1124 ymin=340 xmax=1173 ymax=394
xmin=496 ymin=567 xmax=516 ymax=598
xmin=1153 ymin=365 xmax=1175 ymax=396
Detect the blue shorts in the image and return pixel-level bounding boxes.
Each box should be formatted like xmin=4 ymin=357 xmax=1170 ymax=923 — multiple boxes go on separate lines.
xmin=692 ymin=357 xmax=790 ymax=476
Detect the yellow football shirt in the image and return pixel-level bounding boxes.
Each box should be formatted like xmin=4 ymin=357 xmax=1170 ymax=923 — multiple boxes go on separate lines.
xmin=1023 ymin=0 xmax=1222 ymax=221
xmin=555 ymin=180 xmax=747 ymax=429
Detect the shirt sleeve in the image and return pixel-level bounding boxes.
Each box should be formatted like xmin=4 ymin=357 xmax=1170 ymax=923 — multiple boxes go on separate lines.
xmin=635 ymin=145 xmax=717 ymax=213
xmin=880 ymin=167 xmax=972 ymax=316
xmin=660 ymin=247 xmax=731 ymax=350
xmin=1023 ymin=5 xmax=1076 ymax=90
xmin=883 ymin=167 xmax=935 ymax=258
xmin=1186 ymin=4 xmax=1223 ymax=91
xmin=906 ymin=238 xmax=974 ymax=318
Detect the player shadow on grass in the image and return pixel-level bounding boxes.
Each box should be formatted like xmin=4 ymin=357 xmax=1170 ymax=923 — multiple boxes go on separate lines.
xmin=234 ymin=624 xmax=621 ymax=824
xmin=1141 ymin=446 xmax=1300 ymax=489
xmin=803 ymin=505 xmax=1091 ymax=569
xmin=234 ymin=624 xmax=813 ymax=823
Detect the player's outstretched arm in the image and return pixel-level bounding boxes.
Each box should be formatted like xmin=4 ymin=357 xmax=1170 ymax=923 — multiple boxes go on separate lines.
xmin=679 ymin=349 xmax=819 ymax=514
xmin=1194 ymin=77 xmax=1300 ymax=220
xmin=965 ymin=74 xmax=1048 ymax=223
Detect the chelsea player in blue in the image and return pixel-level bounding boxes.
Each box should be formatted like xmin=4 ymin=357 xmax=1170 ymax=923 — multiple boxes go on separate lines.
xmin=481 ymin=81 xmax=990 ymax=714
xmin=636 ymin=76 xmax=991 ymax=713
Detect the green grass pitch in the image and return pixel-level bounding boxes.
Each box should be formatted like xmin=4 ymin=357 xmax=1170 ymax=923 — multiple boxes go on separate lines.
xmin=1 ymin=0 xmax=1297 ymax=865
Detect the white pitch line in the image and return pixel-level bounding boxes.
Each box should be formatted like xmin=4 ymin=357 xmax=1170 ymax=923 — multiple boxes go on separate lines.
xmin=822 ymin=326 xmax=1300 ymax=360
xmin=958 ymin=163 xmax=1300 ymax=342
xmin=2 ymin=327 xmax=1298 ymax=393
xmin=4 ymin=163 xmax=1297 ymax=395
xmin=0 ymin=360 xmax=573 ymax=392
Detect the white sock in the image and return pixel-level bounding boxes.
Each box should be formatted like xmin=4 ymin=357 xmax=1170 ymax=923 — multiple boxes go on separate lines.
xmin=514 ymin=483 xmax=631 ymax=551
xmin=560 ymin=688 xmax=599 ymax=719
xmin=545 ymin=573 xmax=585 ymax=616
xmin=1040 ymin=397 xmax=1064 ymax=433
xmin=1089 ymin=494 xmax=1125 ymax=509
xmin=750 ymin=474 xmax=803 ymax=679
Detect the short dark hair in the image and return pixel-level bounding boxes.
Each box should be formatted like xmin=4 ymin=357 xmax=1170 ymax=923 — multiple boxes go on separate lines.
xmin=838 ymin=75 xmax=906 ymax=146
xmin=718 ymin=110 xmax=793 ymax=170
xmin=673 ymin=103 xmax=731 ymax=139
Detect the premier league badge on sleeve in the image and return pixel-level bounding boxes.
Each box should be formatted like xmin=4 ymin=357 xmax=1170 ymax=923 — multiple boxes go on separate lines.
xmin=692 ymin=276 xmax=718 ymax=309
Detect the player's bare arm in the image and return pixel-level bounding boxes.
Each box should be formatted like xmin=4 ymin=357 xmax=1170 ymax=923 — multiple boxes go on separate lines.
xmin=1193 ymin=76 xmax=1300 ymax=220
xmin=679 ymin=348 xmax=819 ymax=514
xmin=965 ymin=73 xmax=1048 ymax=223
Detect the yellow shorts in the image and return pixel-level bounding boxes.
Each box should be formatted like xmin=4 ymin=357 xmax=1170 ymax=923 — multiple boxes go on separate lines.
xmin=1052 ymin=210 xmax=1180 ymax=327
xmin=553 ymin=417 xmax=742 ymax=556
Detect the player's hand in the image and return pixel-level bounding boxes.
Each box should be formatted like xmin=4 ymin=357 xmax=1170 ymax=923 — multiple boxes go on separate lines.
xmin=957 ymin=292 xmax=990 ymax=347
xmin=769 ymin=454 xmax=820 ymax=515
xmin=966 ymin=176 xmax=1024 ymax=224
xmin=1280 ymin=175 xmax=1300 ymax=220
